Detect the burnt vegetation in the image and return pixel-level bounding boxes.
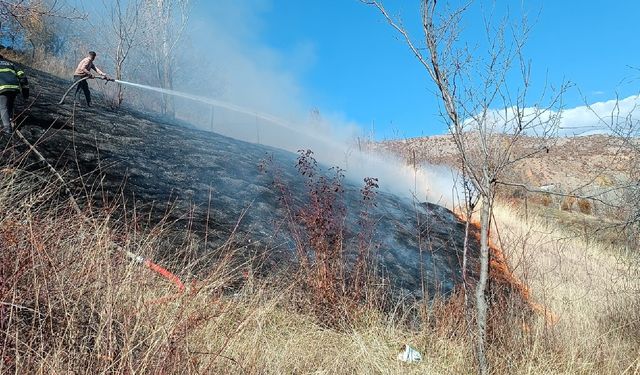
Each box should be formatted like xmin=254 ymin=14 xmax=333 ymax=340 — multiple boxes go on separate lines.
xmin=0 ymin=1 xmax=638 ymax=373
xmin=0 ymin=60 xmax=553 ymax=373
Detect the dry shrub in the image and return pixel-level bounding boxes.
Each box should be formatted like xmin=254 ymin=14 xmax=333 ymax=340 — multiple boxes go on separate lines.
xmin=541 ymin=194 xmax=552 ymax=207
xmin=560 ymin=195 xmax=575 ymax=211
xmin=577 ymin=198 xmax=592 ymax=214
xmin=414 ymin=282 xmax=542 ymax=374
xmin=532 ymin=192 xmax=552 ymax=207
xmin=264 ymin=150 xmax=383 ymax=327
xmin=0 ymin=47 xmax=73 ymax=79
xmin=595 ymin=175 xmax=614 ymax=187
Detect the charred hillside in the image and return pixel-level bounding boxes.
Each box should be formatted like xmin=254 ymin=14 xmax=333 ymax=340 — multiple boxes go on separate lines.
xmin=1 ymin=66 xmax=482 ymax=297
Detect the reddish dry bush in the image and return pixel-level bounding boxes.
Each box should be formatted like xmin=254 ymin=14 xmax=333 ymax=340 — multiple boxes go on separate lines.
xmin=577 ymin=198 xmax=592 ymax=215
xmin=540 ymin=193 xmax=552 ymax=207
xmin=0 ymin=190 xmax=237 ymax=373
xmin=264 ymin=150 xmax=381 ymax=326
xmin=529 ymin=193 xmax=552 ymax=207
xmin=0 ymin=213 xmax=89 ymax=372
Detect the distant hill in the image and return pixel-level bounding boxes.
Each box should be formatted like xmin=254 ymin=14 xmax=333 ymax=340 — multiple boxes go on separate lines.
xmin=372 ymin=133 xmax=636 ymax=215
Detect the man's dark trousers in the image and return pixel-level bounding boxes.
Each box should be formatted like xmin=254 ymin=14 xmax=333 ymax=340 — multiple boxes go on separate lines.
xmin=73 ymin=75 xmax=91 ymax=106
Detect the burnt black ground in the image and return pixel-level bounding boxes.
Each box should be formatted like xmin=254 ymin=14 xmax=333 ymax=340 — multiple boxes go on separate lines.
xmin=1 ymin=66 xmax=479 ymax=297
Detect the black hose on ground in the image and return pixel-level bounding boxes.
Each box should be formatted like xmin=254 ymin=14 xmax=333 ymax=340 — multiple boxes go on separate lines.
xmin=58 ymin=76 xmax=90 ymax=105
xmin=58 ymin=76 xmax=114 ymax=105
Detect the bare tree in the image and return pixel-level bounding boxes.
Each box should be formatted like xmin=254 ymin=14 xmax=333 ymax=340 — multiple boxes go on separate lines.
xmin=610 ymin=101 xmax=639 ymax=244
xmin=363 ymin=1 xmax=565 ymax=373
xmin=139 ymin=0 xmax=191 ymax=118
xmin=103 ymin=0 xmax=142 ymax=107
xmin=0 ymin=0 xmax=84 ymax=57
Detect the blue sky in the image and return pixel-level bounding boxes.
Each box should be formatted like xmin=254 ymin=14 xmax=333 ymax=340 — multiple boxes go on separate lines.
xmin=192 ymin=1 xmax=640 ymax=139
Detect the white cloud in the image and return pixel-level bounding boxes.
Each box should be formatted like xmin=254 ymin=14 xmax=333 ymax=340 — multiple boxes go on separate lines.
xmin=556 ymin=95 xmax=640 ymax=136
xmin=466 ymin=95 xmax=640 ymax=137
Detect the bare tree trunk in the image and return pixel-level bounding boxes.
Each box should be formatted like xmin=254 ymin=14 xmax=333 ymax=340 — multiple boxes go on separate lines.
xmin=104 ymin=0 xmax=141 ymax=108
xmin=463 ymin=219 xmax=470 ymax=290
xmin=461 ymin=166 xmax=477 ymax=313
xmin=160 ymin=46 xmax=174 ymax=117
xmin=115 ymin=36 xmax=124 ymax=106
xmin=475 ymin=191 xmax=492 ymax=375
xmin=149 ymin=0 xmax=184 ymax=118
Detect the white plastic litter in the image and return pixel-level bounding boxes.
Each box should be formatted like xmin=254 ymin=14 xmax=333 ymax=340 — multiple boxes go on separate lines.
xmin=397 ymin=344 xmax=422 ymax=363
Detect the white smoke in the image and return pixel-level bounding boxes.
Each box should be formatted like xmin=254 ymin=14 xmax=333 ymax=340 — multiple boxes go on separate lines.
xmin=151 ymin=1 xmax=457 ymax=204
xmin=118 ymin=79 xmax=455 ymax=204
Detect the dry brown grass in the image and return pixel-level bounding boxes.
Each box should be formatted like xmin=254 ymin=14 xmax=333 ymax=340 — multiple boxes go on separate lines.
xmin=1 ymin=157 xmax=638 ymax=373
xmin=0 ymin=164 xmax=468 ymax=374
xmin=0 ymin=47 xmax=74 ymax=79
xmin=492 ymin=202 xmax=640 ymax=374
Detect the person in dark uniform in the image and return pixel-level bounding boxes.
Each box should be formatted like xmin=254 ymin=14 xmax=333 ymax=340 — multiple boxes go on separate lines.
xmin=0 ymin=55 xmax=29 ymax=133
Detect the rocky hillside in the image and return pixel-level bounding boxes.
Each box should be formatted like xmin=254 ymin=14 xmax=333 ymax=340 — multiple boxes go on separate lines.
xmin=374 ymin=133 xmax=635 ymax=200
xmin=0 ymin=66 xmax=487 ymax=297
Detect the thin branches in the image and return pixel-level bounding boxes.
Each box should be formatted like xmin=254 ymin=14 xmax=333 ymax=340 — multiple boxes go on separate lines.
xmin=364 ymin=1 xmax=565 ymax=373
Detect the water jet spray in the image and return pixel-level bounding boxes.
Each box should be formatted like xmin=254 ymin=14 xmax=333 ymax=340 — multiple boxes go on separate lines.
xmin=123 ymin=80 xmax=455 ymax=202
xmin=114 ymin=79 xmax=338 ymax=144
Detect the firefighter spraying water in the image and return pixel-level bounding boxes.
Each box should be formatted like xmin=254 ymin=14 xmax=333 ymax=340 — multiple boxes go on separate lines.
xmin=59 ymin=51 xmax=314 ymax=134
xmin=72 ymin=51 xmax=110 ymax=107
xmin=59 ymin=51 xmax=114 ymax=105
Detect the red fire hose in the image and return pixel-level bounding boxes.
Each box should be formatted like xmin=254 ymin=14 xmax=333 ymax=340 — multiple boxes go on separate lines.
xmin=123 ymin=250 xmax=185 ymax=292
